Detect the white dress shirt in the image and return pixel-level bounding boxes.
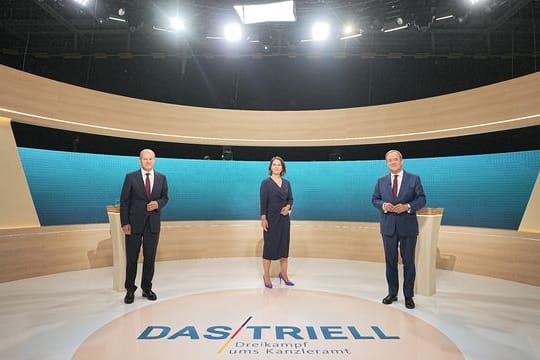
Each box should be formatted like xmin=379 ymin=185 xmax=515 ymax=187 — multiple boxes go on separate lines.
xmin=383 ymin=170 xmax=410 ymax=213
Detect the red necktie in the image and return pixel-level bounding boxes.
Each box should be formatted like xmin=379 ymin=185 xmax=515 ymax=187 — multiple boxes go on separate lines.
xmin=392 ymin=174 xmax=398 ymax=199
xmin=145 ymin=173 xmax=151 ymax=199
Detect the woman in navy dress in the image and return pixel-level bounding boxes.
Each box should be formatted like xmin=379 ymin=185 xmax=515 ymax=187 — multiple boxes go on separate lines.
xmin=260 ymin=156 xmax=294 ymax=288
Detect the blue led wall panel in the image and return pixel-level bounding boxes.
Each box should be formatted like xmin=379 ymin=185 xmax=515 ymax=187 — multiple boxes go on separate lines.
xmin=18 ymin=148 xmax=540 ymax=229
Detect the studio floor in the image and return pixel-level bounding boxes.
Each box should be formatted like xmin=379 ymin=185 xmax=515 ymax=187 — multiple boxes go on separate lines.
xmin=0 ymin=257 xmax=539 ymax=359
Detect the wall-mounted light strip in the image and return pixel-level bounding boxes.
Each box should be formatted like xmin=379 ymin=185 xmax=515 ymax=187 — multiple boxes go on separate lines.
xmin=153 ymin=26 xmax=174 ymax=33
xmin=383 ymin=25 xmax=408 ymax=33
xmin=108 ymin=16 xmax=126 ymax=23
xmin=435 ymin=15 xmax=454 ymax=21
xmin=340 ymin=33 xmax=362 ymax=40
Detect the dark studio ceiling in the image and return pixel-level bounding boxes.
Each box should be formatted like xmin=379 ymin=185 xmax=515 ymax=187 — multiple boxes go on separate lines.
xmin=1 ymin=1 xmax=539 ymax=158
xmin=1 ymin=0 xmax=538 ymax=61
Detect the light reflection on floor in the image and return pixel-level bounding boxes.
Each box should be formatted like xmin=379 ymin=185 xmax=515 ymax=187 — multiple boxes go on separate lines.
xmin=0 ymin=257 xmax=538 ymax=359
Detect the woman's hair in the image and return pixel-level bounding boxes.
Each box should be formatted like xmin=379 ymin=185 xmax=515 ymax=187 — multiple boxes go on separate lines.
xmin=268 ymin=156 xmax=286 ymax=176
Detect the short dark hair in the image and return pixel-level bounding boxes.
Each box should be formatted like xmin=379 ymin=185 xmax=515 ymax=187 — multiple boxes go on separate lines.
xmin=268 ymin=156 xmax=286 ymax=176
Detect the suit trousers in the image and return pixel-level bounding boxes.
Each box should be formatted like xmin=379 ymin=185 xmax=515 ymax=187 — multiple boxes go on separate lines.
xmin=382 ymin=231 xmax=417 ymax=298
xmin=124 ymin=216 xmax=160 ymax=292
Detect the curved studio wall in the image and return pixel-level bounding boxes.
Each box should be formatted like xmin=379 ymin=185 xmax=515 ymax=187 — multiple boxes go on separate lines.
xmin=18 ymin=147 xmax=540 ymax=230
xmin=1 ymin=65 xmax=539 ymax=284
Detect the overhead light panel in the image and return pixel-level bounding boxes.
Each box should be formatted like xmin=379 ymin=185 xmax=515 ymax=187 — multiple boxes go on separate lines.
xmin=234 ymin=1 xmax=296 ymax=24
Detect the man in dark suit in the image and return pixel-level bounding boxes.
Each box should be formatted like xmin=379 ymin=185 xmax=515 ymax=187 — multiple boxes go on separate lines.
xmin=120 ymin=149 xmax=168 ymax=304
xmin=372 ymin=150 xmax=426 ymax=309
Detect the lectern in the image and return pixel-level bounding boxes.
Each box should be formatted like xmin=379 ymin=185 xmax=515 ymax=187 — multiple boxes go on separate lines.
xmin=106 ymin=205 xmax=125 ymax=291
xmin=415 ymin=208 xmax=444 ymax=296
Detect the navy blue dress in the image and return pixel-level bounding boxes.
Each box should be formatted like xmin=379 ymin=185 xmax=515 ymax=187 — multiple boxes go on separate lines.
xmin=260 ymin=177 xmax=294 ymax=260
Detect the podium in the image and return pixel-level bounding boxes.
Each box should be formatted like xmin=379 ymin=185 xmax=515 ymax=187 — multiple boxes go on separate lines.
xmin=106 ymin=205 xmax=125 ymax=291
xmin=415 ymin=208 xmax=444 ymax=296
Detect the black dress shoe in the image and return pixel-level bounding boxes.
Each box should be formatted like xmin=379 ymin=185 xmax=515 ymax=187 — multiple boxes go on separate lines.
xmin=142 ymin=289 xmax=157 ymax=301
xmin=124 ymin=290 xmax=135 ymax=304
xmin=382 ymin=294 xmax=398 ymax=305
xmin=405 ymin=297 xmax=415 ymax=309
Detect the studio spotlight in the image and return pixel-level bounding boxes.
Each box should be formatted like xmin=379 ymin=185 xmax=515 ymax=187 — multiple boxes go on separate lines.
xmin=224 ymin=24 xmax=242 ymax=42
xmin=222 ymin=147 xmax=233 ymax=160
xmin=118 ymin=7 xmax=126 ymax=16
xmin=312 ymin=22 xmax=330 ymax=41
xmin=340 ymin=24 xmax=362 ymax=40
xmin=343 ymin=24 xmax=354 ymax=35
xmin=169 ymin=17 xmax=185 ymax=32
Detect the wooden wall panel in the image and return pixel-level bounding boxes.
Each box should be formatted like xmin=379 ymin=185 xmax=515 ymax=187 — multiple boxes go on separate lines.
xmin=1 ymin=221 xmax=539 ymax=286
xmin=0 ymin=117 xmax=40 ymax=229
xmin=0 ymin=65 xmax=538 ymax=146
xmin=519 ymin=170 xmax=540 ymax=233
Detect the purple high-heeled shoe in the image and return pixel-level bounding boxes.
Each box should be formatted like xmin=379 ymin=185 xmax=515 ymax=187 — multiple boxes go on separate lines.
xmin=263 ymin=276 xmax=272 ymax=289
xmin=279 ymin=272 xmax=295 ymax=286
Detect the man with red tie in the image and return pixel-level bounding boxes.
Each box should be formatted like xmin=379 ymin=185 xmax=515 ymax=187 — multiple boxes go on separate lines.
xmin=372 ymin=150 xmax=426 ymax=309
xmin=120 ymin=149 xmax=169 ymax=304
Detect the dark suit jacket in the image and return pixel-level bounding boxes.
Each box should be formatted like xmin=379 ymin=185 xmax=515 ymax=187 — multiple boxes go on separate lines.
xmin=120 ymin=170 xmax=169 ymax=234
xmin=372 ymin=170 xmax=426 ymax=236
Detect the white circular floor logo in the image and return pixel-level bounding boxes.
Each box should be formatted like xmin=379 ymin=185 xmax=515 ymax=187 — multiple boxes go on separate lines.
xmin=74 ymin=289 xmax=463 ymax=359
